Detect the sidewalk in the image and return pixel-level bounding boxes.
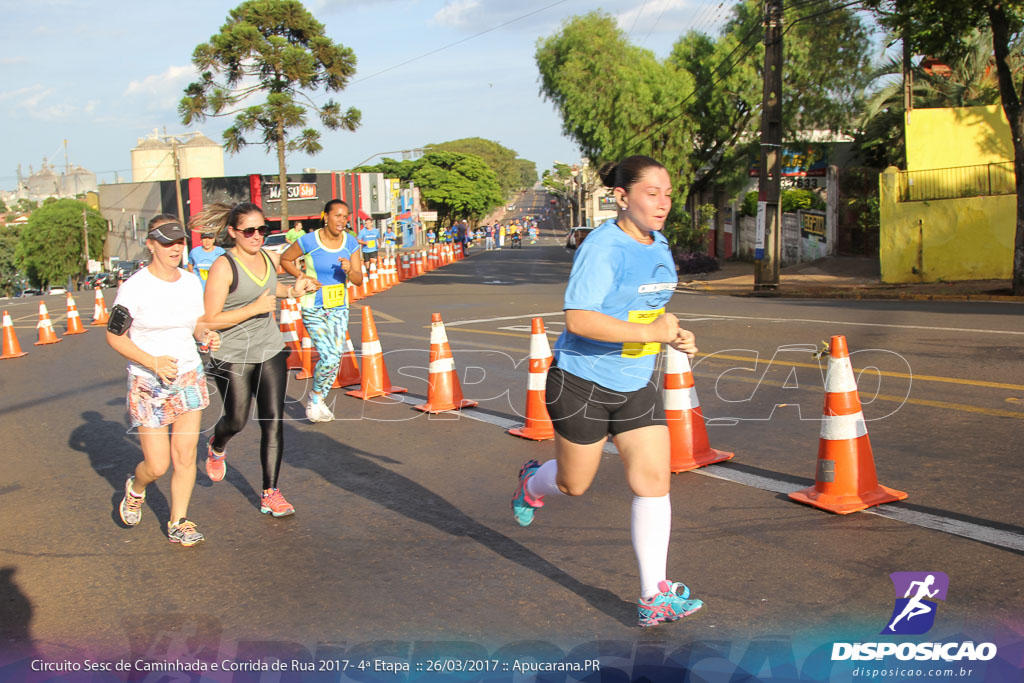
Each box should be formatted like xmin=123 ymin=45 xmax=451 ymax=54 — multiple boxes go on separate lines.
xmin=678 ymin=256 xmax=1021 ymax=301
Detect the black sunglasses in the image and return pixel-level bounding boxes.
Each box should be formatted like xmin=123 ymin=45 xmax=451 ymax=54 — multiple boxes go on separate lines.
xmin=234 ymin=225 xmax=270 ymax=238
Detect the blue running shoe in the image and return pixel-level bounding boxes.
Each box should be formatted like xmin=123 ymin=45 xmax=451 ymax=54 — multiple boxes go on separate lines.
xmin=637 ymin=580 xmax=703 ymax=628
xmin=511 ymin=459 xmax=544 ymax=526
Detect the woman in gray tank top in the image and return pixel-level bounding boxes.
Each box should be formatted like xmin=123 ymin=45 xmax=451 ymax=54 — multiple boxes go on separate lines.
xmin=198 ymin=202 xmax=317 ymax=518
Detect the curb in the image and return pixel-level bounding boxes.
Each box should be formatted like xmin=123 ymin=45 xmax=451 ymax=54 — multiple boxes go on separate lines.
xmin=678 ymin=285 xmax=1023 ymax=302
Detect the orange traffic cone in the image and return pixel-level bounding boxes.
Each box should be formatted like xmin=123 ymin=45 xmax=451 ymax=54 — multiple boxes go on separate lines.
xmin=358 ymin=263 xmax=370 ymax=299
xmin=508 ymin=317 xmax=554 ymax=440
xmin=663 ymin=346 xmax=734 ymax=472
xmin=789 ymin=335 xmax=907 ymax=514
xmin=331 ymin=330 xmax=361 ymax=389
xmin=368 ymin=259 xmax=380 ymax=294
xmin=1 ymin=310 xmax=28 ymax=359
xmin=414 ymin=313 xmax=477 ymax=413
xmin=282 ymin=299 xmax=304 ymax=371
xmin=415 ymin=251 xmax=424 ymax=276
xmin=91 ymin=287 xmax=109 ymax=326
xmin=64 ymin=293 xmax=88 ymax=335
xmin=399 ymin=254 xmax=409 ymax=281
xmin=346 ymin=306 xmax=406 ymax=399
xmin=348 ymin=279 xmax=362 ymax=303
xmin=35 ymin=302 xmax=62 ymax=345
xmin=294 ymin=333 xmax=315 ymax=380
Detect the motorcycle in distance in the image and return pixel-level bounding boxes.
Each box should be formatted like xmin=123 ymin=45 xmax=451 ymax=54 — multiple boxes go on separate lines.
xmin=510 ymin=231 xmax=522 ymax=249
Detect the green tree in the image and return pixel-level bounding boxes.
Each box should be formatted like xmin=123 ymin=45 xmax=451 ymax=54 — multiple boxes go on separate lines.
xmin=180 ymin=0 xmax=361 ymax=232
xmin=426 ymin=138 xmax=532 ymax=197
xmin=0 ymin=227 xmax=21 ymax=296
xmin=15 ymin=199 xmax=37 ymax=213
xmin=16 ymin=199 xmax=106 ymax=289
xmin=358 ymin=152 xmax=503 ymax=226
xmin=412 ymin=152 xmax=502 ymax=228
xmin=0 ymin=198 xmax=8 ymax=213
xmin=865 ymin=0 xmax=1024 ymax=294
xmin=516 ymin=158 xmax=538 ymax=188
xmin=536 ymin=4 xmax=871 ymax=234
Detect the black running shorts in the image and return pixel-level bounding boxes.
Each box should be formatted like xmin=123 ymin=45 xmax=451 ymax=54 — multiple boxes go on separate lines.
xmin=544 ymin=364 xmax=665 ymax=445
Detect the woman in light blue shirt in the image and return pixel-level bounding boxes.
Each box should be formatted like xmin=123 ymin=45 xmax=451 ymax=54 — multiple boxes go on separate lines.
xmin=509 ymin=155 xmax=704 ymax=628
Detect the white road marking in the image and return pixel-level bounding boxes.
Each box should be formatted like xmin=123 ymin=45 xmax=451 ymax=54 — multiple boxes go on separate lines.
xmin=381 ymin=394 xmax=1024 ymax=553
xmin=446 ymin=312 xmax=565 ymax=327
xmin=673 ymin=312 xmax=1024 ymax=336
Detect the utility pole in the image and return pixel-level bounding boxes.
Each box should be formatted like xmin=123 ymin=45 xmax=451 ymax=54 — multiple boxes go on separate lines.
xmin=754 ymin=0 xmax=783 ymax=291
xmin=82 ymin=206 xmax=90 ymax=289
xmin=169 ymin=137 xmax=187 ymax=267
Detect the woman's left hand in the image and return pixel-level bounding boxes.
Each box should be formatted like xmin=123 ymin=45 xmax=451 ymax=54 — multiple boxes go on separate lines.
xmin=204 ymin=330 xmax=222 ymax=352
xmin=294 ymin=275 xmax=319 ymax=294
xmin=669 ymin=328 xmax=698 ymax=358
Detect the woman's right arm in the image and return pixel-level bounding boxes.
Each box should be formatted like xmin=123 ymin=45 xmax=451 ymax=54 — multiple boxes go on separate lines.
xmin=280 ymin=240 xmax=304 ymax=279
xmin=106 ymin=332 xmax=179 ymax=383
xmin=201 ymin=257 xmax=276 ymax=330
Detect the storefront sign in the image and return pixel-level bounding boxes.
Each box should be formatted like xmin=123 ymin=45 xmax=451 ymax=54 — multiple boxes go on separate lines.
xmin=800 ymin=211 xmax=826 ymax=242
xmin=264 ymin=182 xmax=318 ymax=202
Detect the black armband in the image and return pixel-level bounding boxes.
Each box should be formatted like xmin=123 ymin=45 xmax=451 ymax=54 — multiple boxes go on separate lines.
xmin=107 ymin=304 xmax=133 ymax=336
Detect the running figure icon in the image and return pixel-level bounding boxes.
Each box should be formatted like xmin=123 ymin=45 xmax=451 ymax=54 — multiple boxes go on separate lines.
xmin=882 ymin=571 xmax=949 ymax=635
xmin=888 ymin=574 xmax=939 ymax=631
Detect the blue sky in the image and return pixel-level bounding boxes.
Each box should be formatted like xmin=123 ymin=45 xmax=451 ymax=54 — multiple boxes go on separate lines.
xmin=0 ymin=0 xmax=878 ymax=191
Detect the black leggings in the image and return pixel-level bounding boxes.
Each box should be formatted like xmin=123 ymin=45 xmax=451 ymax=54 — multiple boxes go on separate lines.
xmin=208 ymin=350 xmax=288 ymax=490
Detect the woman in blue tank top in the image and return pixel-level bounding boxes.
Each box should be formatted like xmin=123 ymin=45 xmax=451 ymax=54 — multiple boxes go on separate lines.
xmin=280 ymin=199 xmax=364 ymax=423
xmin=510 ymin=155 xmax=705 ymax=628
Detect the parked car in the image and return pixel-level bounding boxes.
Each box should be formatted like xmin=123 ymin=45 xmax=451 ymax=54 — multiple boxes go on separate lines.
xmin=85 ymin=272 xmax=116 ymax=289
xmin=566 ymin=226 xmax=594 ymax=250
xmin=261 ymin=232 xmax=290 ymax=257
xmin=47 ymin=287 xmax=67 ymax=296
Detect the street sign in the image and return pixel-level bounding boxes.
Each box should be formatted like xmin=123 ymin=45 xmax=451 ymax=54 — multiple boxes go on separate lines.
xmin=419 ymin=211 xmax=438 ymax=221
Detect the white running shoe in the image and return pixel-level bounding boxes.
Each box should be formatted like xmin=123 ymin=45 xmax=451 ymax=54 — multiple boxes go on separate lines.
xmin=305 ymin=400 xmax=334 ymax=423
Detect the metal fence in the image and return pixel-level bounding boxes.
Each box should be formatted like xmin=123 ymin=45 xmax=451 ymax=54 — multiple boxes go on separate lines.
xmin=897 ymin=161 xmax=1016 ymax=202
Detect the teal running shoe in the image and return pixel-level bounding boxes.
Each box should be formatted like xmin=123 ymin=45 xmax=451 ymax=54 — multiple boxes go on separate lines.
xmin=637 ymin=580 xmax=703 ymax=627
xmin=511 ymin=459 xmax=544 ymax=526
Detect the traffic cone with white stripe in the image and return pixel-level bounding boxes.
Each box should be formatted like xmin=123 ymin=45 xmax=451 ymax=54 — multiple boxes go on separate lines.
xmin=663 ymin=346 xmax=734 ymax=472
xmin=368 ymin=259 xmax=380 ymax=294
xmin=1 ymin=310 xmax=27 ymax=359
xmin=64 ymin=293 xmax=88 ymax=335
xmin=346 ymin=306 xmax=406 ymax=399
xmin=91 ymin=287 xmax=109 ymax=326
xmin=35 ymin=302 xmax=62 ymax=345
xmin=282 ymin=298 xmax=303 ymax=371
xmin=359 ymin=263 xmax=370 ymax=299
xmin=295 ymin=324 xmax=316 ymax=380
xmin=508 ymin=317 xmax=554 ymax=440
xmin=414 ymin=313 xmax=477 ymax=413
xmin=788 ymin=335 xmax=907 ymax=514
xmin=331 ymin=330 xmax=361 ymax=389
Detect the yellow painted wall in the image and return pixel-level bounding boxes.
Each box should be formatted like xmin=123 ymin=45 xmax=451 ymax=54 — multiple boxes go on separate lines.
xmin=905 ymin=105 xmax=1013 ymax=171
xmin=879 ymin=168 xmax=1015 ymax=283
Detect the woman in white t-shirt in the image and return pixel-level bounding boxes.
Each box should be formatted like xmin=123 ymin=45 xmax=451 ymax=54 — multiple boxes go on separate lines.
xmin=106 ymin=215 xmax=220 ymax=547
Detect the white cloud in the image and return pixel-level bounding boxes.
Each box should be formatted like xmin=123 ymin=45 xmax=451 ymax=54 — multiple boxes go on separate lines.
xmin=124 ymin=65 xmax=195 ymax=110
xmin=0 ymin=56 xmax=28 ymax=65
xmin=431 ymin=0 xmax=481 ymax=29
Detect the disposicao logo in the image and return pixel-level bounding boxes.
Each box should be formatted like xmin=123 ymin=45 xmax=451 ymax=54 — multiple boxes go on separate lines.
xmin=831 ymin=572 xmax=998 ymax=663
xmin=882 ymin=571 xmax=948 ymax=635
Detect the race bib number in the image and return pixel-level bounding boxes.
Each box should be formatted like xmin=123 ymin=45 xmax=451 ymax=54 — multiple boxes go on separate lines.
xmin=365 ymin=239 xmax=377 ymax=250
xmin=198 ymin=268 xmax=210 ymax=281
xmin=322 ymin=284 xmax=347 ymax=309
xmin=622 ymin=308 xmax=664 ymax=358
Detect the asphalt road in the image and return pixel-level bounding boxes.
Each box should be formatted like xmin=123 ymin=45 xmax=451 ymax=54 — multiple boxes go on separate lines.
xmin=1 ymin=195 xmax=1021 ymax=681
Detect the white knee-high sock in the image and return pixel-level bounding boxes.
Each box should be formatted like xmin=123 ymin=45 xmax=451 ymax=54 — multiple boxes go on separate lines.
xmin=526 ymin=460 xmax=565 ymax=499
xmin=632 ymin=494 xmax=672 ymax=598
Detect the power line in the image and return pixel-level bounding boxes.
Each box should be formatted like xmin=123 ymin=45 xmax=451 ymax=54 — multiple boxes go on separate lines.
xmin=348 ymin=0 xmax=572 ymax=86
xmin=628 ymin=0 xmax=652 ymax=39
xmin=624 ymin=0 xmax=862 ymax=153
